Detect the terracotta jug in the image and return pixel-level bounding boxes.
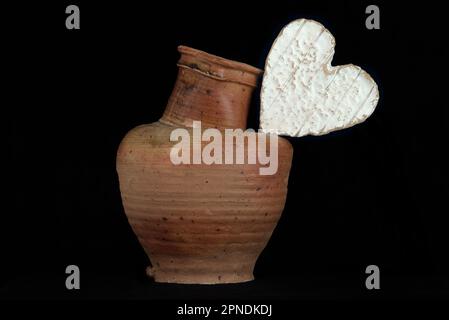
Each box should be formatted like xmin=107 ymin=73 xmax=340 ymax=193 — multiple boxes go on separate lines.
xmin=117 ymin=46 xmax=293 ymax=284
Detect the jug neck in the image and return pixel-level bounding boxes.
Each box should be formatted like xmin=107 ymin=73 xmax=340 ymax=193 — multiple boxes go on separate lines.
xmin=160 ymin=46 xmax=262 ymax=130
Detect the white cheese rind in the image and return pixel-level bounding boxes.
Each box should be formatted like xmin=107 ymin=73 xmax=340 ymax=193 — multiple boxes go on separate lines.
xmin=260 ymin=19 xmax=379 ymax=137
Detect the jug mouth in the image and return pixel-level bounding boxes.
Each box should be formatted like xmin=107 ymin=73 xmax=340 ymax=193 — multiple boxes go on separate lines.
xmin=177 ymin=45 xmax=263 ymax=87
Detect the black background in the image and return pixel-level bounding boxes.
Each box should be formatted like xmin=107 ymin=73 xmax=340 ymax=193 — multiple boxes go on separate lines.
xmin=3 ymin=0 xmax=448 ymax=302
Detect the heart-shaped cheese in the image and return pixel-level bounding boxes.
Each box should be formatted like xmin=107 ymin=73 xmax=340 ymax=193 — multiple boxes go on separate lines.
xmin=260 ymin=19 xmax=379 ymax=137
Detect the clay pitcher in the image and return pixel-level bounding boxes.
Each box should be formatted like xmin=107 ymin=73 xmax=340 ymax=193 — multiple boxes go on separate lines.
xmin=117 ymin=46 xmax=293 ymax=284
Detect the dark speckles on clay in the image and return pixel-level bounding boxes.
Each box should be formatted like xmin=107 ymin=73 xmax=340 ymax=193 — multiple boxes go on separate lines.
xmin=117 ymin=46 xmax=290 ymax=285
xmin=188 ymin=63 xmax=199 ymax=70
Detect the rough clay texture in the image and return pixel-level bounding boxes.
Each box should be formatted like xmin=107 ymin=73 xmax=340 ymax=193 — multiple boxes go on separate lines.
xmin=260 ymin=19 xmax=379 ymax=137
xmin=117 ymin=46 xmax=293 ymax=284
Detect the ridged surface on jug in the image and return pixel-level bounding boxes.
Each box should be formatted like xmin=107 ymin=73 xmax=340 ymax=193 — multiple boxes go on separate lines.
xmin=117 ymin=46 xmax=293 ymax=284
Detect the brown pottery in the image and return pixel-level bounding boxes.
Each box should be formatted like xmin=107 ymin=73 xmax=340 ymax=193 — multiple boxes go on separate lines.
xmin=117 ymin=46 xmax=293 ymax=284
